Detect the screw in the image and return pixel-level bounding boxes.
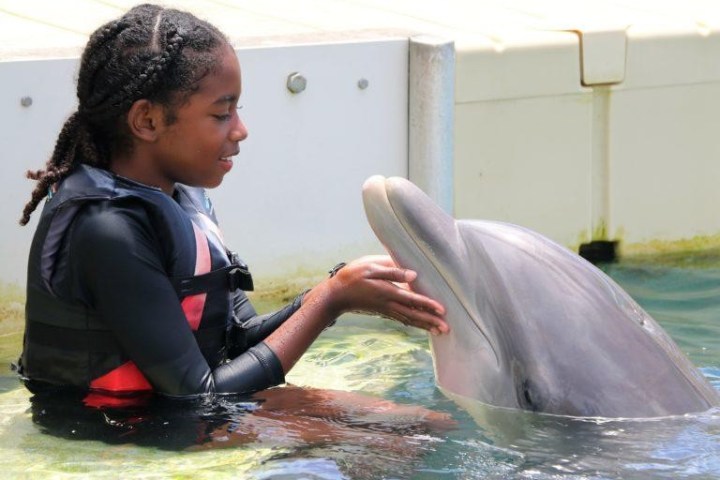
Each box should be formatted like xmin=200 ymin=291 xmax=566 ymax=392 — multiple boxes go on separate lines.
xmin=357 ymin=78 xmax=369 ymax=90
xmin=286 ymin=73 xmax=307 ymax=94
xmin=20 ymin=96 xmax=33 ymax=107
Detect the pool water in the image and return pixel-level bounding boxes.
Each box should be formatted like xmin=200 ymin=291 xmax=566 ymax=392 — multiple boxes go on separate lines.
xmin=1 ymin=261 xmax=719 ymax=479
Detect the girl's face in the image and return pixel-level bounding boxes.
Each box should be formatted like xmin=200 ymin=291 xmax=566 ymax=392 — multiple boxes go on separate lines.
xmin=148 ymin=45 xmax=247 ymax=191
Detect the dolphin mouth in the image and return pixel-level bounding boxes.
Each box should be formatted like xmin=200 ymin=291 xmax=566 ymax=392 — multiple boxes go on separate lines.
xmin=363 ymin=176 xmax=499 ymax=366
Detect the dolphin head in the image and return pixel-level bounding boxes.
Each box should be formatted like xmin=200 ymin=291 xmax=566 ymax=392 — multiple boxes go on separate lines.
xmin=363 ymin=175 xmax=720 ymax=417
xmin=362 ymin=175 xmax=517 ymax=406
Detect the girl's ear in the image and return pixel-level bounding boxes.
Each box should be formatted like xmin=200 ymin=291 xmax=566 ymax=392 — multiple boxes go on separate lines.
xmin=126 ymin=99 xmax=164 ymax=142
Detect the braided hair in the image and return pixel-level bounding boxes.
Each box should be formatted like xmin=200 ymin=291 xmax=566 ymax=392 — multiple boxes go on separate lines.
xmin=20 ymin=4 xmax=229 ymax=225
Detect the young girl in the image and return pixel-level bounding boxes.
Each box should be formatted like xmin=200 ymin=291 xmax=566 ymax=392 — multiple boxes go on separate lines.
xmin=17 ymin=4 xmax=447 ymax=405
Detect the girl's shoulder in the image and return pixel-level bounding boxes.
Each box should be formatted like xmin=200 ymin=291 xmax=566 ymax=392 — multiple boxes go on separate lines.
xmin=71 ymin=199 xmax=160 ymax=252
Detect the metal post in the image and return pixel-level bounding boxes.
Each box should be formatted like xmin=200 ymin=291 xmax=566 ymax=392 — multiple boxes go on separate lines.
xmin=408 ymin=35 xmax=455 ymax=214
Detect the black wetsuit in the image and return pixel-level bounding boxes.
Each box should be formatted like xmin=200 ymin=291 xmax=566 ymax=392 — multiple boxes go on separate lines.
xmin=19 ymin=165 xmax=302 ymax=400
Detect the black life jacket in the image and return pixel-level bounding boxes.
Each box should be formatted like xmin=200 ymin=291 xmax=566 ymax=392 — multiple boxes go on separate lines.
xmin=20 ymin=165 xmax=253 ymax=398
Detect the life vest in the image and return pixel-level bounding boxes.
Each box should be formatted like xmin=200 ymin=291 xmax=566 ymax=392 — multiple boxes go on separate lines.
xmin=20 ymin=165 xmax=253 ymax=400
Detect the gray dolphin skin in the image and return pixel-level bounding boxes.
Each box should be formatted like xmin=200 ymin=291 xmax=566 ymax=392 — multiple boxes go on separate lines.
xmin=362 ymin=175 xmax=720 ymax=418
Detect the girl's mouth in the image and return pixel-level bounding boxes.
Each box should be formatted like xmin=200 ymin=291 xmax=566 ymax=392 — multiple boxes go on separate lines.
xmin=218 ymin=156 xmax=234 ymax=172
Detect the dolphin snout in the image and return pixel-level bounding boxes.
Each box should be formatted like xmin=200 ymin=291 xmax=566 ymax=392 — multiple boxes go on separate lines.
xmin=362 ymin=175 xmax=387 ymax=194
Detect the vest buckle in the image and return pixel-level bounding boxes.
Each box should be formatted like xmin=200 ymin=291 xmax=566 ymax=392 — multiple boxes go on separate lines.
xmin=228 ymin=266 xmax=254 ymax=292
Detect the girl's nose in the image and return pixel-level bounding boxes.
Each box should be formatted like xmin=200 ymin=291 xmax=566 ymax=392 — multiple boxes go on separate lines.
xmin=230 ymin=117 xmax=248 ymax=143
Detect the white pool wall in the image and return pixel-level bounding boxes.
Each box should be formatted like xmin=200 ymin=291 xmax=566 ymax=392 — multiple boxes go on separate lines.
xmin=0 ymin=36 xmax=413 ymax=285
xmin=2 ymin=1 xmax=720 ymax=289
xmin=454 ymin=21 xmax=720 ymax=249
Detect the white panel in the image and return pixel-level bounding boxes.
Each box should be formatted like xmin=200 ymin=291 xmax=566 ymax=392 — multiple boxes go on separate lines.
xmin=609 ymin=26 xmax=720 ymax=243
xmin=455 ymin=31 xmax=583 ymax=103
xmin=620 ymin=28 xmax=720 ymax=89
xmin=454 ymin=94 xmax=593 ymax=248
xmin=0 ymin=58 xmax=78 ymax=285
xmin=609 ymin=83 xmax=720 ymax=243
xmin=214 ymin=40 xmax=408 ymax=279
xmin=453 ymin=29 xmax=593 ymax=248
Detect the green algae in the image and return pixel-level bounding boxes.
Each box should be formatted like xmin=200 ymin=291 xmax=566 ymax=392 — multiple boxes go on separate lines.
xmin=0 ymin=283 xmax=24 ymax=379
xmin=0 ymin=283 xmax=23 ymax=336
xmin=620 ymin=234 xmax=720 ymax=269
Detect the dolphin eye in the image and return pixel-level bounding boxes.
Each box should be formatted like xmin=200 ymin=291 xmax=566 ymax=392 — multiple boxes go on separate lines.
xmin=523 ymin=382 xmax=534 ymax=407
xmin=520 ymin=379 xmax=540 ymax=411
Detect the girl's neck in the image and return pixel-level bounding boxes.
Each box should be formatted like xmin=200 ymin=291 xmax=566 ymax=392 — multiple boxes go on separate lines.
xmin=110 ymin=152 xmax=174 ymax=195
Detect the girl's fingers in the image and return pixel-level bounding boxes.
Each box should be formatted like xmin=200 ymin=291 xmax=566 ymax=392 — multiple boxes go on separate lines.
xmin=365 ymin=255 xmax=394 ymax=267
xmin=362 ymin=269 xmax=445 ymax=316
xmin=387 ymin=282 xmax=445 ymax=316
xmin=388 ymin=302 xmax=449 ymax=335
xmin=365 ymin=264 xmax=417 ymax=284
xmin=341 ymin=256 xmax=448 ymax=332
xmin=352 ymin=255 xmax=394 ymax=268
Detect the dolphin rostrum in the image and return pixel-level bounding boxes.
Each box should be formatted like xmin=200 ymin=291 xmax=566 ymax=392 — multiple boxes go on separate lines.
xmin=362 ymin=175 xmax=720 ymax=418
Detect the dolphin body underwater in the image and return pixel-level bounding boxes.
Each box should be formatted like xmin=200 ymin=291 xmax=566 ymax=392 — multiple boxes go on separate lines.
xmin=362 ymin=176 xmax=720 ymax=418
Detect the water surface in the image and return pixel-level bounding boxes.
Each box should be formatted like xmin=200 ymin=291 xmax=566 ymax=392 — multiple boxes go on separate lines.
xmin=1 ymin=261 xmax=719 ymax=479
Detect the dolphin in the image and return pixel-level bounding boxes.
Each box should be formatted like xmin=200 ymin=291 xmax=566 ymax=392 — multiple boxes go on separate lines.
xmin=362 ymin=175 xmax=720 ymax=418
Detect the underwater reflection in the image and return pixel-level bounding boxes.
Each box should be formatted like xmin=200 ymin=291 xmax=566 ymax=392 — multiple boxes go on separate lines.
xmin=446 ymin=389 xmax=720 ymax=478
xmin=30 ymin=385 xmax=455 ymax=477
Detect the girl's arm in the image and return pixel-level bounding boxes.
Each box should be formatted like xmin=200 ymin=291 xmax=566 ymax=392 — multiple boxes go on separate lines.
xmin=264 ymin=255 xmax=448 ymax=373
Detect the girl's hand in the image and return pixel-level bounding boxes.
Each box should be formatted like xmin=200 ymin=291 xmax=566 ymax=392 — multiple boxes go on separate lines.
xmin=327 ymin=255 xmax=449 ymax=335
xmin=264 ymin=255 xmax=449 ymax=373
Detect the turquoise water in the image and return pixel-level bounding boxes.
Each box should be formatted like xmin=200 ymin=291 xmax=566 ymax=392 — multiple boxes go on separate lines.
xmin=1 ymin=261 xmax=720 ymax=479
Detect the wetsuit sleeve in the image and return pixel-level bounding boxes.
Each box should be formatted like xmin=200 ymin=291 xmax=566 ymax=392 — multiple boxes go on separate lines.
xmin=227 ymin=291 xmax=306 ymax=358
xmin=71 ymin=203 xmax=284 ymax=396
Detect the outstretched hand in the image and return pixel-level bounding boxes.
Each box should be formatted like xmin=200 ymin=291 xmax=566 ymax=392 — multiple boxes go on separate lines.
xmin=328 ymin=255 xmax=449 ymax=335
xmin=264 ymin=255 xmax=449 ymax=373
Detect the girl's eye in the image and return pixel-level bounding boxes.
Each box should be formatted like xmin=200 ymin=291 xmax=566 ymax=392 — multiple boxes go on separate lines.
xmin=214 ymin=105 xmax=241 ymax=121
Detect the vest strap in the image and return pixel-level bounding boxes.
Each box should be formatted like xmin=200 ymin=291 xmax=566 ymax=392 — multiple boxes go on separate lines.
xmin=25 ymin=320 xmax=227 ymax=352
xmin=26 ymin=320 xmax=119 ymax=352
xmin=171 ymin=264 xmax=254 ymax=296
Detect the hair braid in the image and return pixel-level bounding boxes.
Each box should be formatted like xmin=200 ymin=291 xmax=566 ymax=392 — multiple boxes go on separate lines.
xmin=20 ymin=4 xmax=229 ymax=225
xmin=85 ymin=28 xmax=185 ymax=121
xmin=76 ymin=19 xmax=131 ymax=111
xmin=19 ymin=21 xmax=130 ymax=226
xmin=20 ymin=113 xmax=83 ymax=225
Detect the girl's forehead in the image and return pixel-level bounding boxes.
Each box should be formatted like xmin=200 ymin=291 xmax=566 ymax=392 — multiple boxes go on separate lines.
xmin=187 ymin=49 xmax=241 ymax=101
xmin=214 ymin=43 xmax=240 ymax=66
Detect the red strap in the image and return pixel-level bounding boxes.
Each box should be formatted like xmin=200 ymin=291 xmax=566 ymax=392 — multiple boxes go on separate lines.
xmin=83 ymin=391 xmax=153 ymax=409
xmin=89 ymin=361 xmax=152 ymax=392
xmin=181 ymin=221 xmax=211 ymax=331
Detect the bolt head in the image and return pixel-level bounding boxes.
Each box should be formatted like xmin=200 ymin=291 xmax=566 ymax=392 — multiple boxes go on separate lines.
xmin=357 ymin=78 xmax=369 ymax=90
xmin=286 ymin=73 xmax=307 ymax=94
xmin=20 ymin=96 xmax=33 ymax=107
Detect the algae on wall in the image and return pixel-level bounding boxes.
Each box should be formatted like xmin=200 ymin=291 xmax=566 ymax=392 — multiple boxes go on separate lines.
xmin=0 ymin=282 xmax=23 ymax=334
xmin=0 ymin=282 xmax=24 ymax=382
xmin=620 ymin=234 xmax=720 ymax=269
